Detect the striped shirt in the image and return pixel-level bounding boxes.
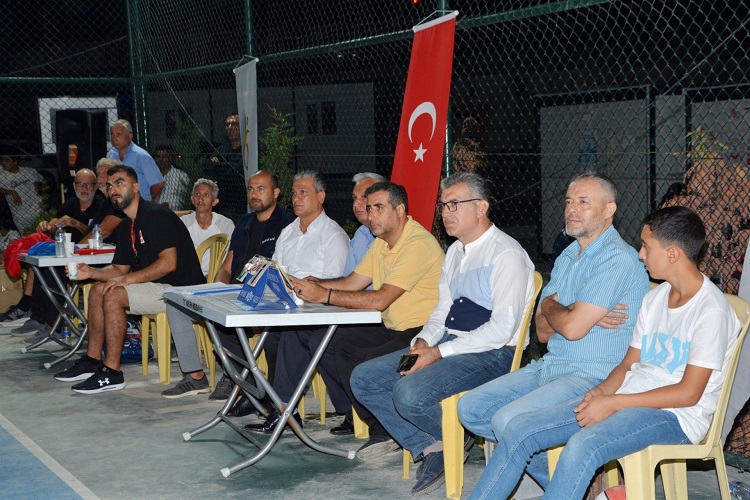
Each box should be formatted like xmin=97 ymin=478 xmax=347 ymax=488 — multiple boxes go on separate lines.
xmin=537 ymin=225 xmax=650 ymax=382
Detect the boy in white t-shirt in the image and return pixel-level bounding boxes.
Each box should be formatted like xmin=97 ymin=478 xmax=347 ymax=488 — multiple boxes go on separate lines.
xmin=464 ymin=206 xmax=741 ymax=500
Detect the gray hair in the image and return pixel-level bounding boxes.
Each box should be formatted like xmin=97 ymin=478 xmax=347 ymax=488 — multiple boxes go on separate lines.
xmin=569 ymin=170 xmax=618 ymax=203
xmin=193 ymin=178 xmax=219 ymax=198
xmin=95 ymin=157 xmax=123 ymax=171
xmin=110 ymin=119 xmax=133 ymax=134
xmin=440 ymin=172 xmax=489 ymax=201
xmin=352 ymin=172 xmax=387 ymax=184
xmin=74 ymin=168 xmax=96 ymax=180
xmin=294 ymin=170 xmax=326 ymax=192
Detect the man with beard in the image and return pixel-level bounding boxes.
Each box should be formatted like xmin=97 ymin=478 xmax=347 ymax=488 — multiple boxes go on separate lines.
xmin=272 ymin=181 xmax=444 ymax=435
xmin=160 ymin=170 xmax=294 ymax=399
xmin=457 ymin=171 xmax=650 ymax=498
xmin=53 ymin=165 xmax=204 ymax=394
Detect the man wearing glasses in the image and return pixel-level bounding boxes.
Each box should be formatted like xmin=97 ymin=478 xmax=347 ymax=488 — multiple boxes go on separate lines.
xmin=350 ymin=172 xmax=536 ymax=495
xmin=10 ymin=169 xmax=104 ymax=339
xmin=206 ymin=112 xmax=247 ymax=221
xmin=36 ymin=169 xmax=102 ymax=244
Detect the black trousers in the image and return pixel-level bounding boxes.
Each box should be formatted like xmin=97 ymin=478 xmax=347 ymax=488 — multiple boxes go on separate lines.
xmin=30 ymin=267 xmax=66 ymax=327
xmin=217 ymin=325 xmax=281 ymax=385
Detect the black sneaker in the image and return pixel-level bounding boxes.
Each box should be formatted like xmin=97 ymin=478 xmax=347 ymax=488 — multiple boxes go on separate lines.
xmin=0 ymin=305 xmax=30 ymax=323
xmin=54 ymin=355 xmax=101 ymax=382
xmin=161 ymin=374 xmax=210 ymax=399
xmin=71 ymin=365 xmax=125 ymax=394
xmin=208 ymin=374 xmax=233 ymax=402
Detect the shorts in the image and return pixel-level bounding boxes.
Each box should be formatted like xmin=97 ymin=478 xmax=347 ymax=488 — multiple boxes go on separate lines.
xmin=124 ymin=282 xmax=171 ymax=315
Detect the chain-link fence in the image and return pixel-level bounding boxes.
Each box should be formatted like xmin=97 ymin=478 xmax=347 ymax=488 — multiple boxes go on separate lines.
xmin=2 ymin=0 xmax=750 ymax=459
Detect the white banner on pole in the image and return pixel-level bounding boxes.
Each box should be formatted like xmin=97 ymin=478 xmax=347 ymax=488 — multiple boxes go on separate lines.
xmin=234 ymin=58 xmax=259 ymax=184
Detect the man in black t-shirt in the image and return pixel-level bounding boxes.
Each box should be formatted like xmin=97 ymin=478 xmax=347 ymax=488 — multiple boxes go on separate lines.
xmin=53 ymin=165 xmax=205 ymax=394
xmin=33 ymin=169 xmax=102 ymax=327
xmin=160 ymin=170 xmax=294 ymax=400
xmin=36 ymin=169 xmax=102 ymax=242
xmin=9 ymin=169 xmax=104 ymax=335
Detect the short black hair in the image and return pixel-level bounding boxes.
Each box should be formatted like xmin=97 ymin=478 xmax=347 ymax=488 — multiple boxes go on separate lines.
xmin=107 ymin=165 xmax=139 ymax=183
xmin=152 ymin=144 xmax=172 ymax=154
xmin=251 ymin=170 xmax=280 ymax=190
xmin=364 ymin=181 xmax=409 ymax=213
xmin=643 ymin=206 xmax=706 ymax=263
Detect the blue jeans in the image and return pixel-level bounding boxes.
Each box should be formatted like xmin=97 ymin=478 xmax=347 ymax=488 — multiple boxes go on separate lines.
xmin=463 ymin=391 xmax=689 ymax=499
xmin=458 ymin=364 xmax=600 ymax=497
xmin=351 ymin=333 xmax=513 ymax=459
xmin=543 ymin=407 xmax=688 ymax=499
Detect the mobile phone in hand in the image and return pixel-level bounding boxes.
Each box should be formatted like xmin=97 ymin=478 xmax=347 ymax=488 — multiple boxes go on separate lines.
xmin=397 ymin=353 xmax=418 ymax=372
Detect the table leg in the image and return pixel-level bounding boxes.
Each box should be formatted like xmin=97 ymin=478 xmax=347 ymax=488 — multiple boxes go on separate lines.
xmin=182 ymin=320 xmax=355 ymax=477
xmin=220 ymin=324 xmax=355 ymax=477
xmin=26 ymin=266 xmax=89 ymax=367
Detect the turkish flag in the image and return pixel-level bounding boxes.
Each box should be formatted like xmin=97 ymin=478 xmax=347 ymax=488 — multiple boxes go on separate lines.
xmin=391 ymin=12 xmax=457 ymax=230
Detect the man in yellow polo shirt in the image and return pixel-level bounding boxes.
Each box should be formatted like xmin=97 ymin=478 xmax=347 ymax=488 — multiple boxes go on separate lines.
xmin=284 ymin=181 xmax=445 ymax=437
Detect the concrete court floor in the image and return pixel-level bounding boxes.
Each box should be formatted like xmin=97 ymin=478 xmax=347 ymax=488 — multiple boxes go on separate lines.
xmin=0 ymin=323 xmax=745 ymax=499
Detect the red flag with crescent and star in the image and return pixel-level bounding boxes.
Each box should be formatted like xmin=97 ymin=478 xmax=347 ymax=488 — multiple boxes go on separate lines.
xmin=391 ymin=11 xmax=458 ymax=230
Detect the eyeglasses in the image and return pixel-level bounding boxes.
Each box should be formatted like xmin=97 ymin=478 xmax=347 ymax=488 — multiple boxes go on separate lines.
xmin=225 ymin=121 xmax=240 ymax=128
xmin=74 ymin=182 xmax=96 ymax=189
xmin=435 ymin=199 xmax=481 ymax=212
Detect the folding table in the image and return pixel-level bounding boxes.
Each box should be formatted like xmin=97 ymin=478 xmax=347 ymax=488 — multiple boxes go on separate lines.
xmin=163 ymin=287 xmax=380 ymax=477
xmin=18 ymin=250 xmax=114 ymax=367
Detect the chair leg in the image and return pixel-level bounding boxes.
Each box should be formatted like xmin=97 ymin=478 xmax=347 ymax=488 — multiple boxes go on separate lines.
xmin=620 ymin=453 xmax=656 ymax=500
xmin=141 ymin=316 xmax=151 ymax=376
xmin=484 ymin=439 xmax=496 ymax=464
xmin=82 ymin=282 xmax=91 ymax=320
xmin=603 ymin=460 xmax=620 ymax=489
xmin=298 ymin=395 xmax=306 ymax=420
xmin=155 ymin=313 xmax=171 ymax=385
xmin=711 ymin=450 xmax=732 ymax=500
xmin=353 ymin=408 xmax=369 ymax=439
xmin=547 ymin=445 xmax=564 ymax=477
xmin=311 ymin=370 xmax=326 ymax=424
xmin=402 ymin=449 xmax=412 ymax=479
xmin=660 ymin=459 xmax=687 ymax=500
xmin=194 ymin=324 xmax=216 ymax=389
xmin=441 ymin=394 xmax=464 ymax=499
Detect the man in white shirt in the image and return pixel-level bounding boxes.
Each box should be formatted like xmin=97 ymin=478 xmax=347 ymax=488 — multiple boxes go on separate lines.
xmin=243 ymin=170 xmax=349 ymax=431
xmin=349 ymin=172 xmax=535 ymax=494
xmin=180 ymin=178 xmax=235 ymax=275
xmin=271 ymin=171 xmax=349 ymax=278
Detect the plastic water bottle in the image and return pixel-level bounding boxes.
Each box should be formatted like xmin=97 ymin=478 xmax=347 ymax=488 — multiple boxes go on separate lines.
xmin=60 ymin=325 xmax=73 ymax=346
xmin=730 ymin=481 xmax=750 ymax=499
xmin=91 ymin=224 xmax=103 ymax=250
xmin=54 ymin=226 xmax=66 ymax=257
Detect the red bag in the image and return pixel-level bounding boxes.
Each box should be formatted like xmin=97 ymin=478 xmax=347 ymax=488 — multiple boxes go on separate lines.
xmin=3 ymin=233 xmax=53 ymax=278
